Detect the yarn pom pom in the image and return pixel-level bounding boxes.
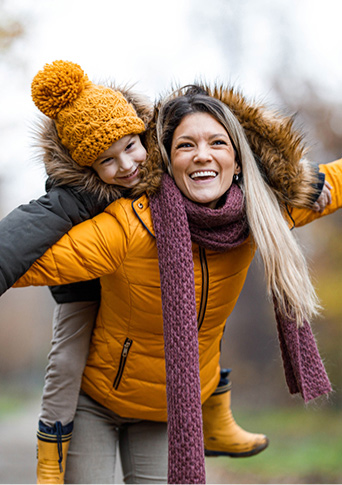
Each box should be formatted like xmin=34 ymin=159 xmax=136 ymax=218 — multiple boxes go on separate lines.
xmin=31 ymin=60 xmax=88 ymax=119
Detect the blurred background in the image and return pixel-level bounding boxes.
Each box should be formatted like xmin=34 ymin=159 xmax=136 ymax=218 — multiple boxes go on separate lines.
xmin=0 ymin=0 xmax=341 ymax=483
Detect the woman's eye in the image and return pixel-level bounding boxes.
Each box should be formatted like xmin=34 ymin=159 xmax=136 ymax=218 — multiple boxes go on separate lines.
xmin=126 ymin=141 xmax=135 ymax=151
xmin=176 ymin=142 xmax=192 ymax=149
xmin=213 ymin=140 xmax=227 ymax=145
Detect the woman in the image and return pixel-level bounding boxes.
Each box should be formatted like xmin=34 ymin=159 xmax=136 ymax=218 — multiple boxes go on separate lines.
xmin=13 ymin=85 xmax=340 ymax=484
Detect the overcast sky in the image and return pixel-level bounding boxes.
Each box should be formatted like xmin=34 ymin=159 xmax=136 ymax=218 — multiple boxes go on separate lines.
xmin=1 ymin=0 xmax=342 ymax=213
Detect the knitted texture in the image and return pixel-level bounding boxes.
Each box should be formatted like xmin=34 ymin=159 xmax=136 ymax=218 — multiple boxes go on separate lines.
xmin=150 ymin=174 xmax=332 ymax=482
xmin=150 ymin=175 xmax=205 ymax=484
xmin=31 ymin=60 xmax=145 ymax=166
xmin=184 ymin=187 xmax=249 ymax=252
xmin=149 ymin=175 xmax=248 ymax=484
xmin=274 ymin=299 xmax=332 ymax=401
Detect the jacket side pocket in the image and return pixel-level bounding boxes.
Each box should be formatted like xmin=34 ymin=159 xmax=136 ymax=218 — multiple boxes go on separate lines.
xmin=113 ymin=338 xmax=133 ymax=389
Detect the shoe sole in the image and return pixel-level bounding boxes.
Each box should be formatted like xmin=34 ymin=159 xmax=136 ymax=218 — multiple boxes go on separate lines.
xmin=204 ymin=438 xmax=269 ymax=458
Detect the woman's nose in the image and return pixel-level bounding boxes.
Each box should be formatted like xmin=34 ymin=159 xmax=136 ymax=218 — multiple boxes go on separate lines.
xmin=193 ymin=144 xmax=212 ymax=162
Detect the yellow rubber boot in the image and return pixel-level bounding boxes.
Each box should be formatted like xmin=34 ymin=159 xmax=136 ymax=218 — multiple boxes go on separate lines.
xmin=36 ymin=421 xmax=73 ymax=484
xmin=202 ymin=371 xmax=269 ymax=457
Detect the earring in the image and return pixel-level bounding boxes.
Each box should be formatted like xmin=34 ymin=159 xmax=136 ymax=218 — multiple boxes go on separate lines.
xmin=233 ymin=173 xmax=240 ymax=182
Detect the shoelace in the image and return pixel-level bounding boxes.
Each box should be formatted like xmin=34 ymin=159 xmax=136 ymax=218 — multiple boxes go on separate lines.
xmin=55 ymin=421 xmax=64 ymax=473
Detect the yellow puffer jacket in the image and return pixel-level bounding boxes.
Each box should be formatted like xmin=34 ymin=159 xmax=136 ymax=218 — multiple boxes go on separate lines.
xmin=14 ymin=158 xmax=342 ymax=421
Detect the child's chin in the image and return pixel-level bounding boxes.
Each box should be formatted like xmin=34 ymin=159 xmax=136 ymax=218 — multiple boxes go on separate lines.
xmin=122 ymin=179 xmax=139 ymax=189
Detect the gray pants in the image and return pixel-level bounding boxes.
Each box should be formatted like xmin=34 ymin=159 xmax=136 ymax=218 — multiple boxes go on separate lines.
xmin=65 ymin=391 xmax=168 ymax=484
xmin=40 ymin=301 xmax=99 ymax=426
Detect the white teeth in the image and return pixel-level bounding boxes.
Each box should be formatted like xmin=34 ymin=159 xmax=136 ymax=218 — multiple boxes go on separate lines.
xmin=190 ymin=170 xmax=217 ymax=179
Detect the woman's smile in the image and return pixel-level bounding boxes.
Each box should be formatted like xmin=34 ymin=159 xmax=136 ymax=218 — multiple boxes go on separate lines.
xmin=189 ymin=170 xmax=218 ymax=181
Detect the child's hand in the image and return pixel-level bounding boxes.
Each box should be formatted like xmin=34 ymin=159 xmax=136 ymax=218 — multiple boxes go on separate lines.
xmin=312 ymin=181 xmax=332 ymax=212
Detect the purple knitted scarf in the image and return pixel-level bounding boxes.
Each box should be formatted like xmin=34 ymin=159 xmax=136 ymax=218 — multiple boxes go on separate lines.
xmin=149 ymin=174 xmax=331 ymax=484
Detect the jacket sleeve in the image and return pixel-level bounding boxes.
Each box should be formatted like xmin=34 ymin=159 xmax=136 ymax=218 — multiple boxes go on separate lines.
xmin=13 ymin=208 xmax=129 ymax=288
xmin=289 ymin=158 xmax=342 ymax=227
xmin=0 ymin=184 xmax=108 ymax=295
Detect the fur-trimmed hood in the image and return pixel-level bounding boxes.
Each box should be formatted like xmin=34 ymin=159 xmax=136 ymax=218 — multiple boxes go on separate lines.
xmin=140 ymin=83 xmax=319 ymax=209
xmin=32 ymin=84 xmax=154 ymax=203
xmin=34 ymin=81 xmax=319 ymax=208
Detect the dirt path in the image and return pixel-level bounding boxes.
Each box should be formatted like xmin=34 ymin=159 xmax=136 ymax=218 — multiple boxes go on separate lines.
xmin=0 ymin=398 xmax=124 ymax=484
xmin=0 ymin=399 xmax=37 ymax=484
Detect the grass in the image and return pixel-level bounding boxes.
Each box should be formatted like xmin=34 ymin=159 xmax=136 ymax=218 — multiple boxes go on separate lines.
xmin=0 ymin=383 xmax=41 ymax=418
xmin=0 ymin=394 xmax=24 ymax=416
xmin=205 ymin=407 xmax=342 ymax=484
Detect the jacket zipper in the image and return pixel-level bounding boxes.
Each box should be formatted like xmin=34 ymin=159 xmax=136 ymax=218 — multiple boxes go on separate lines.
xmin=197 ymin=246 xmax=209 ymax=331
xmin=113 ymin=338 xmax=133 ymax=389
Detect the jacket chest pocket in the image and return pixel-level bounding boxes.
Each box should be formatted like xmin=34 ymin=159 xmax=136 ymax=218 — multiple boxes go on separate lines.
xmin=113 ymin=338 xmax=133 ymax=389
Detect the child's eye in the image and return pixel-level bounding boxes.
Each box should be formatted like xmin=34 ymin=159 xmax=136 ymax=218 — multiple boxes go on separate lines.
xmin=100 ymin=157 xmax=112 ymax=165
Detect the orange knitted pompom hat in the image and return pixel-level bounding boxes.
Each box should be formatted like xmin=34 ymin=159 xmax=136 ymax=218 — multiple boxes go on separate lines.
xmin=31 ymin=60 xmax=145 ymax=166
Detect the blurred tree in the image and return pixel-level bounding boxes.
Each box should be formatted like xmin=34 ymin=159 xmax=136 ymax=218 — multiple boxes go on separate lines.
xmin=273 ymin=79 xmax=342 ymax=162
xmin=0 ymin=0 xmax=26 ymax=215
xmin=273 ymin=78 xmax=342 ymax=410
xmin=0 ymin=1 xmax=46 ymax=388
xmin=0 ymin=0 xmax=24 ymax=54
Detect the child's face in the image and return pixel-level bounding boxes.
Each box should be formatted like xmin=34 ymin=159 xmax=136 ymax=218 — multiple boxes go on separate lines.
xmin=92 ymin=135 xmax=147 ymax=188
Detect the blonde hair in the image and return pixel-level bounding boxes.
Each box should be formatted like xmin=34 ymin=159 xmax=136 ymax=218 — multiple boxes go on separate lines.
xmin=157 ymin=86 xmax=320 ymax=326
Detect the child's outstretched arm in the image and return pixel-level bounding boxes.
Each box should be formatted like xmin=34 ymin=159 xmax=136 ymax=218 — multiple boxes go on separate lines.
xmin=13 ymin=202 xmax=129 ymax=288
xmin=0 ymin=183 xmax=107 ymax=295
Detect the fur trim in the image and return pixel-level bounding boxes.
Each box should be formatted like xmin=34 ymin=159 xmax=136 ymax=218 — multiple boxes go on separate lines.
xmin=139 ymin=84 xmax=319 ymax=209
xmin=31 ymin=84 xmax=154 ymax=204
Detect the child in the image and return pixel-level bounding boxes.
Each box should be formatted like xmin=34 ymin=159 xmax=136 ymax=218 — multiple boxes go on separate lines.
xmin=0 ymin=60 xmax=271 ymax=483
